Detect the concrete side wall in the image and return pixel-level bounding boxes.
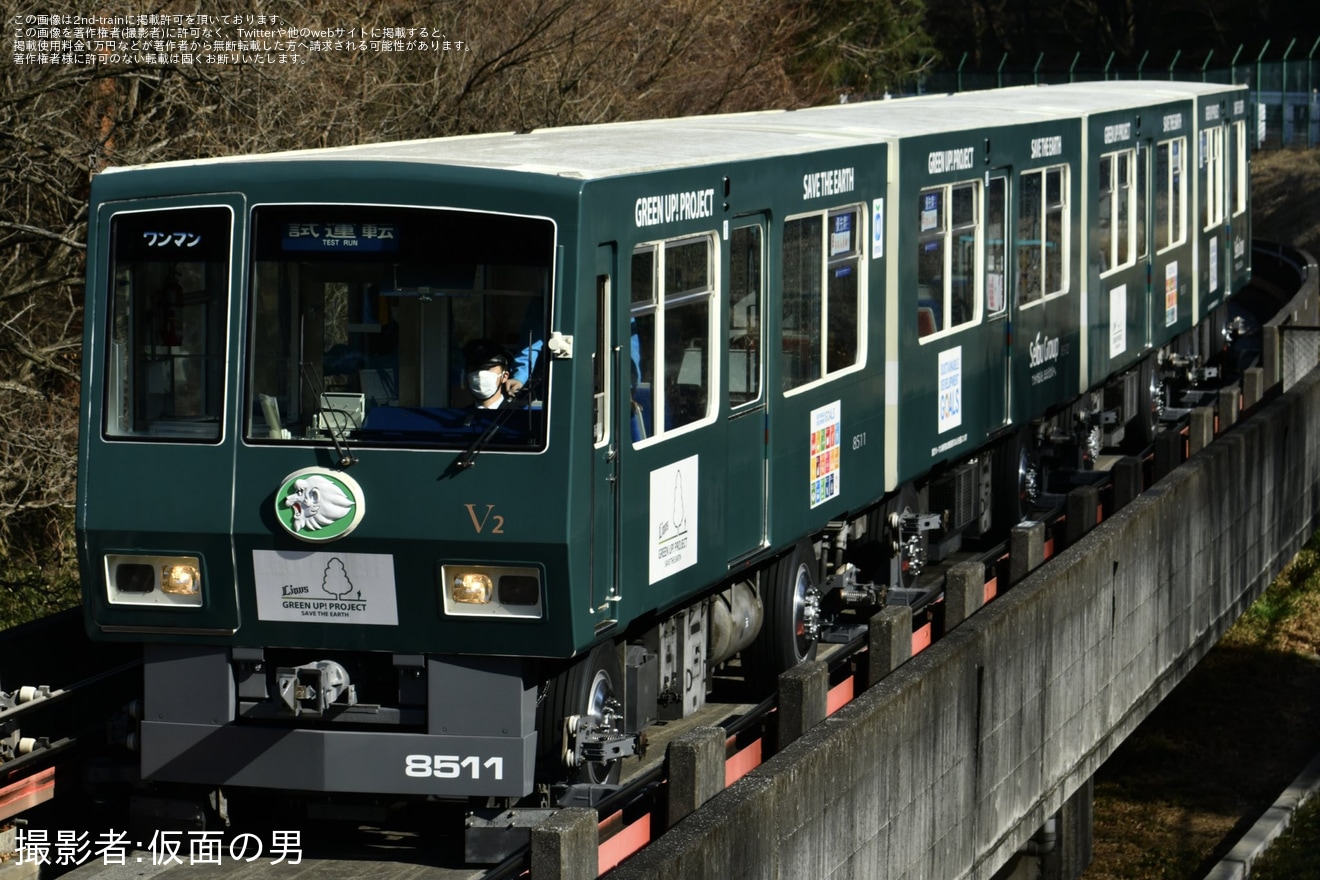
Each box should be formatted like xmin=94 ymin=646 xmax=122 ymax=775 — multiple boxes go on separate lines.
xmin=609 ymin=369 xmax=1320 ymax=880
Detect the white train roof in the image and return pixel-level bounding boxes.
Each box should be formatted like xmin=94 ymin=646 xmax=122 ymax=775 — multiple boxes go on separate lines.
xmin=102 ymin=81 xmax=1242 ymax=181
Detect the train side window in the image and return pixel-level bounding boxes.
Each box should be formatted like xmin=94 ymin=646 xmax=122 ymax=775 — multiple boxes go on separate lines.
xmin=985 ymin=176 xmax=1008 ymax=317
xmin=630 ymin=233 xmax=716 ymax=443
xmin=631 ymin=248 xmax=657 ymax=440
xmin=1098 ymin=148 xmax=1137 ymax=276
xmin=916 ymin=182 xmax=980 ymax=339
xmin=1202 ymin=126 xmax=1225 ymax=232
xmin=1233 ymin=120 xmax=1248 ymax=217
xmin=782 ymin=214 xmax=823 ymax=385
xmin=781 ymin=205 xmax=864 ymax=390
xmin=728 ymin=225 xmax=762 ymax=407
xmin=1155 ymin=138 xmax=1187 ymax=253
xmin=1137 ymin=145 xmax=1148 ymax=261
xmin=594 ymin=274 xmax=610 ymax=447
xmin=1017 ymin=164 xmax=1069 ymax=306
xmin=1045 ymin=168 xmax=1066 ymax=295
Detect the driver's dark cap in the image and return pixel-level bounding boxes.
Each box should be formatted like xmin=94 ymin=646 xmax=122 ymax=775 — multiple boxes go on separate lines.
xmin=463 ymin=338 xmax=511 ymax=369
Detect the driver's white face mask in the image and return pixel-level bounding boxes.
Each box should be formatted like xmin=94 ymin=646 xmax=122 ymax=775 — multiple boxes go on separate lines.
xmin=467 ymin=368 xmax=503 ymax=399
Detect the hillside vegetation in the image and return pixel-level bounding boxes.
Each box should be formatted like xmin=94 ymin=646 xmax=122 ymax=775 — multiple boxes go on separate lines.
xmin=1251 ymin=149 xmax=1320 ymax=258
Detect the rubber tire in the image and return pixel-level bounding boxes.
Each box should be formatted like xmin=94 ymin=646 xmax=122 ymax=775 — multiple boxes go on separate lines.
xmin=745 ymin=542 xmax=819 ymax=692
xmin=536 ymin=642 xmax=623 ymax=787
xmin=990 ymin=427 xmax=1031 ymax=540
xmin=1125 ymin=357 xmax=1159 ymax=451
xmin=890 ymin=483 xmax=922 ymax=590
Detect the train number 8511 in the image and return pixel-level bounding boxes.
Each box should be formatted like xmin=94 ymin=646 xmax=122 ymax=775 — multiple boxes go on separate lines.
xmin=404 ymin=754 xmax=504 ymax=780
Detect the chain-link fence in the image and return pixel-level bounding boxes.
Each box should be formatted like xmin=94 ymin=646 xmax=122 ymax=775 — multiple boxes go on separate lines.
xmin=1260 ymin=243 xmax=1320 ymax=390
xmin=918 ymin=46 xmax=1320 ymax=151
xmin=1280 ymin=326 xmax=1320 ymax=390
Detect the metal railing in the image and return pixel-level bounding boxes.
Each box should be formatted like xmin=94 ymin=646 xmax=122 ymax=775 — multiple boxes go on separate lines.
xmin=1281 ymin=326 xmax=1320 ymax=391
xmin=914 ymin=38 xmax=1320 ymax=150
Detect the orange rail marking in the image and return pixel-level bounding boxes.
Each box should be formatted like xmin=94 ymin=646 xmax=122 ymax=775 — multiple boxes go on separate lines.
xmin=911 ymin=622 xmax=932 ymax=655
xmin=598 ymin=810 xmax=651 ymax=874
xmin=724 ymin=738 xmax=762 ymax=787
xmin=598 ymin=808 xmax=624 ymax=836
xmin=1043 ymin=537 xmax=1055 ymax=560
xmin=827 ymin=676 xmax=854 ymax=716
xmin=0 ymin=767 xmax=55 ymax=822
xmin=983 ymin=576 xmax=998 ymax=603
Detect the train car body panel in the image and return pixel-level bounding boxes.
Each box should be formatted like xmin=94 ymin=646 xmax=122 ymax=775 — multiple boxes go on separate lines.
xmin=1192 ymin=88 xmax=1252 ymax=321
xmin=576 ymin=140 xmax=889 ymax=627
xmin=1082 ymin=92 xmax=1201 ymax=381
xmin=888 ymin=116 xmax=1087 ymax=482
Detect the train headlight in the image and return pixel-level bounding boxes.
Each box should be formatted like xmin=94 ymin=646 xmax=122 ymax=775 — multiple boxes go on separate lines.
xmin=451 ymin=573 xmax=494 ymax=604
xmin=161 ymin=563 xmax=202 ymax=596
xmin=440 ymin=565 xmax=542 ymax=618
xmin=105 ymin=554 xmax=203 ymax=607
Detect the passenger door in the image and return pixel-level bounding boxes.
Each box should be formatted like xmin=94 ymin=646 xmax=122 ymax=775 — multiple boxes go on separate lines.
xmin=725 ymin=217 xmax=769 ymax=562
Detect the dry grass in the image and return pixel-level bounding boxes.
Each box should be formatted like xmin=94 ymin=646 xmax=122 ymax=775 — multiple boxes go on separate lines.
xmin=1250 ymin=149 xmax=1320 ymax=259
xmin=1084 ymin=535 xmax=1320 ymax=879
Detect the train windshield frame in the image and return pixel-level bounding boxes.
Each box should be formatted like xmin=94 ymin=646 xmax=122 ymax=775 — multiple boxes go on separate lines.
xmin=244 ymin=204 xmax=555 ymax=452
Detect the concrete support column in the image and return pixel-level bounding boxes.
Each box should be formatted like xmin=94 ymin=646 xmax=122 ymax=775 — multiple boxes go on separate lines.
xmin=530 ymin=808 xmax=599 ymax=880
xmin=1009 ymin=520 xmax=1045 ymax=584
xmin=778 ymin=660 xmax=828 ymax=746
xmin=1217 ymin=385 xmax=1240 ymax=431
xmin=1152 ymin=429 xmax=1182 ymax=482
xmin=1190 ymin=406 xmax=1215 ymax=455
xmin=1110 ymin=456 xmax=1143 ymax=512
xmin=666 ymin=727 xmax=726 ymax=829
xmin=1007 ymin=776 xmax=1095 ymax=880
xmin=867 ymin=605 xmax=913 ymax=687
xmin=1040 ymin=777 xmax=1095 ymax=880
xmin=1064 ymin=485 xmax=1099 ymax=549
xmin=1243 ymin=366 xmax=1265 ymax=409
xmin=1262 ymin=324 xmax=1279 ymax=389
xmin=944 ymin=561 xmax=987 ymax=632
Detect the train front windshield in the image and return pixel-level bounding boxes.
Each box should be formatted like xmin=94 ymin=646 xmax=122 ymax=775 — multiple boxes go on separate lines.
xmin=245 ymin=205 xmax=554 ymax=450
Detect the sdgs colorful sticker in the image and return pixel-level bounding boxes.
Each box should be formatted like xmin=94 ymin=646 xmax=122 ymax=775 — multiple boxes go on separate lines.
xmin=274 ymin=467 xmax=365 ymax=542
xmin=253 ymin=550 xmax=399 ymax=626
xmin=809 ymin=401 xmax=841 ymax=509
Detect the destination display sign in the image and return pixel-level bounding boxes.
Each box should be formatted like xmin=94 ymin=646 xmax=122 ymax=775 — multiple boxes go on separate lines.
xmin=281 ymin=221 xmax=399 ymax=252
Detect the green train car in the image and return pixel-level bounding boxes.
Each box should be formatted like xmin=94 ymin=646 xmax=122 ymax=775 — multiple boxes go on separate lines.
xmin=78 ymin=81 xmax=1250 ymax=807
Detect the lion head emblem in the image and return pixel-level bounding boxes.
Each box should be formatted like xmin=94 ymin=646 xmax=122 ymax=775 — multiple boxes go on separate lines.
xmin=283 ymin=475 xmax=355 ymax=533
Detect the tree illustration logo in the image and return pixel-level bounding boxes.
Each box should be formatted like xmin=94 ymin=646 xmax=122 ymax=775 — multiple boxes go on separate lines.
xmin=321 ymin=557 xmax=362 ymax=601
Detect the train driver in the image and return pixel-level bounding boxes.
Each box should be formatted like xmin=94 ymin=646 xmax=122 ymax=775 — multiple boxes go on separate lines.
xmin=462 ymin=339 xmax=513 ymax=409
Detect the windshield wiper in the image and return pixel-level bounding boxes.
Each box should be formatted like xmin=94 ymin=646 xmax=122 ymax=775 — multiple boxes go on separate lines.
xmin=300 ymin=361 xmax=358 ymax=468
xmin=455 ymin=378 xmax=539 ymax=469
